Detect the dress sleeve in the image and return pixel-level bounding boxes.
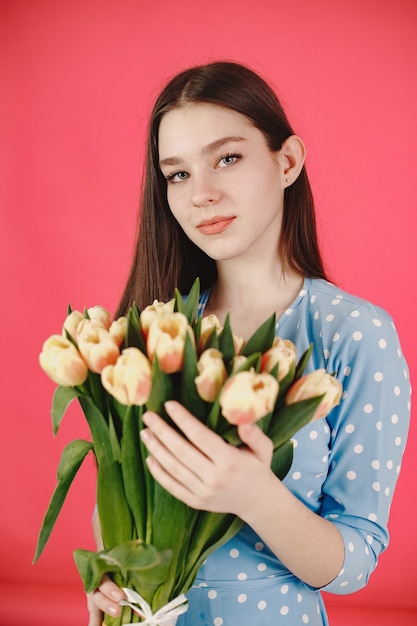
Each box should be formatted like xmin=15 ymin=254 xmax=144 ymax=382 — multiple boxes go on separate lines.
xmin=316 ymin=304 xmax=411 ymax=595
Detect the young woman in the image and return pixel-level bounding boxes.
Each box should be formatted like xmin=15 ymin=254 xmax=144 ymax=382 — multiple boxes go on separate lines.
xmin=88 ymin=62 xmax=410 ymax=626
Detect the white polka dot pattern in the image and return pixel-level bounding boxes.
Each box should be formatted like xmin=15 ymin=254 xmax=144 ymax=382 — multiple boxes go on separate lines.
xmin=179 ymin=278 xmax=411 ymax=626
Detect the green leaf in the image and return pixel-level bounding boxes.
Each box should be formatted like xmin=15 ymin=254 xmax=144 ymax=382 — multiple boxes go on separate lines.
xmin=146 ymin=357 xmax=173 ymax=416
xmin=175 ymin=277 xmax=200 ymax=325
xmin=205 ymin=398 xmax=221 ymax=431
xmin=108 ymin=411 xmax=122 ymax=462
xmin=33 ymin=439 xmax=93 ymax=562
xmin=268 ymin=396 xmax=324 ymax=450
xmin=77 ymin=395 xmax=133 ymax=547
xmin=231 ymin=352 xmax=261 ymax=374
xmin=241 ymin=313 xmax=276 ymax=356
xmin=179 ymin=332 xmax=206 ymax=419
xmin=218 ymin=313 xmax=235 ymax=363
xmin=271 ymin=440 xmax=294 ymax=480
xmin=294 ymin=344 xmax=313 ymax=380
xmin=51 ymin=386 xmax=81 ymax=435
xmin=121 ymin=406 xmax=147 ymax=540
xmin=96 ymin=448 xmax=134 ymax=548
xmin=176 ymin=512 xmax=244 ymax=596
xmin=275 ymin=362 xmax=297 ymax=402
xmin=126 ymin=307 xmax=147 ymax=353
xmin=74 ymin=541 xmax=174 ymax=604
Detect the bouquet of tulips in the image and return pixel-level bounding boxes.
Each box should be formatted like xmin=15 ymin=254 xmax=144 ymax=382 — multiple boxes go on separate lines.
xmin=34 ymin=279 xmax=342 ymax=626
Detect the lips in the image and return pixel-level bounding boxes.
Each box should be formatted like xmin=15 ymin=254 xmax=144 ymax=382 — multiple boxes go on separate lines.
xmin=197 ymin=216 xmax=236 ymax=235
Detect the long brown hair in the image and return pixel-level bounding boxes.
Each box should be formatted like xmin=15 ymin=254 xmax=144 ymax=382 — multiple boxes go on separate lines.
xmin=117 ymin=62 xmax=327 ymax=314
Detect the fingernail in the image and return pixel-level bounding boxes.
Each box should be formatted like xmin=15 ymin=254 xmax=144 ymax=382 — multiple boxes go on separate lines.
xmin=140 ymin=429 xmax=150 ymax=442
xmin=108 ymin=605 xmax=120 ymax=616
xmin=142 ymin=412 xmax=153 ymax=426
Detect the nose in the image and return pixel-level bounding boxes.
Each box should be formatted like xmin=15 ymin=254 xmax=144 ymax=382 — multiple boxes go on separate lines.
xmin=191 ymin=170 xmax=220 ymax=208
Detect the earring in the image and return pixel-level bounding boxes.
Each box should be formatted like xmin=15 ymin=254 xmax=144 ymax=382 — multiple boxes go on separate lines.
xmin=285 ymin=177 xmax=290 ymax=183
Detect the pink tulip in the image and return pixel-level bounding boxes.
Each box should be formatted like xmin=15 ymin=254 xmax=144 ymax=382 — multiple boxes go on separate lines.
xmin=62 ymin=310 xmax=84 ymax=340
xmin=261 ymin=337 xmax=297 ymax=381
xmin=101 ymin=348 xmax=152 ymax=406
xmin=220 ymin=370 xmax=279 ymax=425
xmin=39 ymin=335 xmax=88 ymax=386
xmin=231 ymin=355 xmax=248 ymax=373
xmin=146 ymin=312 xmax=192 ymax=374
xmin=140 ymin=299 xmax=175 ymax=339
xmin=286 ymin=369 xmax=343 ymax=419
xmin=195 ymin=349 xmax=228 ymax=402
xmin=76 ymin=319 xmax=120 ymax=374
xmin=109 ymin=316 xmax=127 ymax=347
xmin=199 ymin=314 xmax=222 ymax=352
xmin=86 ymin=305 xmax=112 ymax=330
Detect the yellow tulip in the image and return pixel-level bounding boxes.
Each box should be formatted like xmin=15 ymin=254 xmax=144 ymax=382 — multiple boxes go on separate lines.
xmin=39 ymin=335 xmax=88 ymax=386
xmin=195 ymin=349 xmax=228 ymax=402
xmin=286 ymin=369 xmax=343 ymax=419
xmin=220 ymin=370 xmax=279 ymax=424
xmin=101 ymin=348 xmax=152 ymax=406
xmin=261 ymin=337 xmax=297 ymax=381
xmin=146 ymin=312 xmax=192 ymax=374
xmin=76 ymin=319 xmax=120 ymax=374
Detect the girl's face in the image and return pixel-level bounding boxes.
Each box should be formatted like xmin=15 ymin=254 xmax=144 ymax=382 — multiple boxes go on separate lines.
xmin=158 ymin=103 xmax=287 ymax=266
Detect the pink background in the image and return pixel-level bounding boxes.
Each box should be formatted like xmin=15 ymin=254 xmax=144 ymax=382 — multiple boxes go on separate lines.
xmin=1 ymin=1 xmax=416 ymax=624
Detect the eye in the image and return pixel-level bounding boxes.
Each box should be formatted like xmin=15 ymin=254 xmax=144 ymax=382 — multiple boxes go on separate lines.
xmin=165 ymin=170 xmax=189 ymax=184
xmin=217 ymin=153 xmax=242 ymax=168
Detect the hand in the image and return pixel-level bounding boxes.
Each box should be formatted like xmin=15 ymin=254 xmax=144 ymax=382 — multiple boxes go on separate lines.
xmin=87 ymin=575 xmax=125 ymax=626
xmin=140 ymin=400 xmax=274 ymax=520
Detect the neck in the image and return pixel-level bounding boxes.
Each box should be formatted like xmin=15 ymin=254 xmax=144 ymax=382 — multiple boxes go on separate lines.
xmin=205 ymin=258 xmax=304 ymax=339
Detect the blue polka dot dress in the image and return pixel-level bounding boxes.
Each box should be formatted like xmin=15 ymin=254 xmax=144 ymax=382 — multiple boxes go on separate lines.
xmin=176 ymin=278 xmax=411 ymax=626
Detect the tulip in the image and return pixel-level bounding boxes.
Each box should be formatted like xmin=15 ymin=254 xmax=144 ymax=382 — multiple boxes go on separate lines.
xmin=199 ymin=314 xmax=222 ymax=351
xmin=219 ymin=370 xmax=279 ymax=425
xmin=62 ymin=310 xmax=84 ymax=340
xmin=195 ymin=349 xmax=228 ymax=402
xmin=140 ymin=299 xmax=175 ymax=339
xmin=87 ymin=305 xmax=112 ymax=330
xmin=101 ymin=348 xmax=152 ymax=406
xmin=232 ymin=333 xmax=246 ymax=356
xmin=286 ymin=369 xmax=343 ymax=419
xmin=261 ymin=337 xmax=297 ymax=381
xmin=109 ymin=316 xmax=127 ymax=346
xmin=39 ymin=335 xmax=88 ymax=386
xmin=231 ymin=355 xmax=248 ymax=373
xmin=76 ymin=319 xmax=120 ymax=374
xmin=147 ymin=312 xmax=192 ymax=374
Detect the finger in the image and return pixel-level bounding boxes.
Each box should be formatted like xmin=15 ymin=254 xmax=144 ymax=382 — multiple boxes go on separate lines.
xmin=142 ymin=409 xmax=214 ymax=471
xmin=144 ymin=453 xmax=200 ymax=507
xmin=87 ymin=595 xmax=104 ymax=626
xmin=237 ymin=422 xmax=274 ymax=463
xmin=88 ymin=576 xmax=125 ymax=620
xmin=98 ymin=574 xmax=126 ymax=602
xmin=163 ymin=401 xmax=229 ymax=460
xmin=140 ymin=424 xmax=207 ymax=493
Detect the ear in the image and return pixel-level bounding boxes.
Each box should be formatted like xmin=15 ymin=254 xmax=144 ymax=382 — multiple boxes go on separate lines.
xmin=277 ymin=135 xmax=306 ymax=187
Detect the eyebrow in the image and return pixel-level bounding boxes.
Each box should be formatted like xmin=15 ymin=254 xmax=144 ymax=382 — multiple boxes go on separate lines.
xmin=159 ymin=136 xmax=247 ymax=167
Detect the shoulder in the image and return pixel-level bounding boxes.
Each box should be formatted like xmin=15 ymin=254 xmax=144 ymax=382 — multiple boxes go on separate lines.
xmin=305 ymin=278 xmax=397 ymax=342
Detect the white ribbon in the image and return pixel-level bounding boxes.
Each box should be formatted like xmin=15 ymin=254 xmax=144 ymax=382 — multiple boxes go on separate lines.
xmin=119 ymin=587 xmax=188 ymax=625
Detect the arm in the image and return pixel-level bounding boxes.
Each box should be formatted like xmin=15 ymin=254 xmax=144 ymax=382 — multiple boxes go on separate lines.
xmin=140 ymin=305 xmax=410 ymax=592
xmin=141 ymin=402 xmax=345 ymax=588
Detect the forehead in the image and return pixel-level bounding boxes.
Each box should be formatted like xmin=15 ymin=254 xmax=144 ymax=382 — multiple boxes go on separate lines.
xmin=158 ymin=103 xmax=257 ymax=157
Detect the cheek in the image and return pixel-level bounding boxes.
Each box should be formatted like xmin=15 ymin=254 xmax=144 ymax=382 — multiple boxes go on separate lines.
xmin=167 ymin=190 xmax=191 ymax=231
